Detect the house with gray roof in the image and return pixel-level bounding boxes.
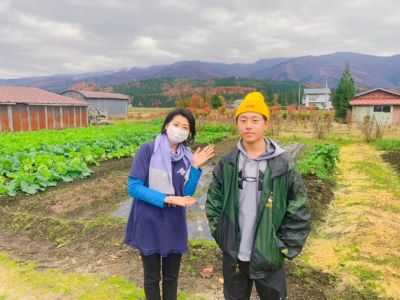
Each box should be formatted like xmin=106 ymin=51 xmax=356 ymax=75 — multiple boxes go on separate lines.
xmin=302 ymin=88 xmax=332 ymax=109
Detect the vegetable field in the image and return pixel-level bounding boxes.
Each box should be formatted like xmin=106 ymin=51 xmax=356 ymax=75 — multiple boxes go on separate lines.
xmin=1 ymin=115 xmax=399 ymax=299
xmin=0 ymin=122 xmax=234 ymax=197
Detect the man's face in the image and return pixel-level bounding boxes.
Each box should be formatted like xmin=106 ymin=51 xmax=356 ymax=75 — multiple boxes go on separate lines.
xmin=237 ymin=112 xmax=268 ymax=143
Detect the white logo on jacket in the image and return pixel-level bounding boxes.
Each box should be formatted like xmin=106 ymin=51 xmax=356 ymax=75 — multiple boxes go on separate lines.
xmin=177 ymin=167 xmax=187 ymax=176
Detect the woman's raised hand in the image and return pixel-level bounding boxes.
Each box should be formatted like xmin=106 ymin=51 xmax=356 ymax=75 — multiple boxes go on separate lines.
xmin=192 ymin=145 xmax=215 ymax=168
xmin=165 ymin=196 xmax=197 ymax=207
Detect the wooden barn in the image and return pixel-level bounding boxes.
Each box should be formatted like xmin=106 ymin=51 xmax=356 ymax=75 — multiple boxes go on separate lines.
xmin=0 ymin=86 xmax=88 ymax=132
xmin=61 ymin=90 xmax=130 ymax=117
xmin=350 ymin=88 xmax=400 ymax=125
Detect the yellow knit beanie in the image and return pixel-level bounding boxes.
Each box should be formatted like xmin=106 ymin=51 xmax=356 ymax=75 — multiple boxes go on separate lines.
xmin=235 ymin=91 xmax=270 ymax=120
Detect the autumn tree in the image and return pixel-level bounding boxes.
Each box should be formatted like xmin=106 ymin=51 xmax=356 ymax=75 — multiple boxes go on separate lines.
xmin=190 ymin=95 xmax=205 ymax=108
xmin=332 ymin=63 xmax=355 ymax=119
xmin=175 ymin=98 xmax=191 ymax=107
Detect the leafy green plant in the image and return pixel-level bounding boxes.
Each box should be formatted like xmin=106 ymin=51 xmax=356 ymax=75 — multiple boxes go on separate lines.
xmin=298 ymin=144 xmax=340 ymax=180
xmin=196 ymin=124 xmax=234 ymax=144
xmin=0 ymin=123 xmax=234 ymax=197
xmin=374 ymin=139 xmax=400 ymax=151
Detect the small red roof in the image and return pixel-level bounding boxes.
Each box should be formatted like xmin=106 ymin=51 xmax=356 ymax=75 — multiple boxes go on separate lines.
xmin=350 ymin=99 xmax=400 ymax=105
xmin=350 ymin=88 xmax=400 ymax=106
xmin=0 ymin=86 xmax=88 ymax=106
xmin=67 ymin=90 xmax=130 ymax=100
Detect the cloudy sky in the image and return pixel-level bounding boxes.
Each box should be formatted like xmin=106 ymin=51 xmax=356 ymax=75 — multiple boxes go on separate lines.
xmin=1 ymin=0 xmax=400 ymax=78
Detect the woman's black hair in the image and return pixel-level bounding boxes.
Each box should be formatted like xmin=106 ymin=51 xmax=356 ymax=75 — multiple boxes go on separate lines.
xmin=161 ymin=108 xmax=196 ymax=144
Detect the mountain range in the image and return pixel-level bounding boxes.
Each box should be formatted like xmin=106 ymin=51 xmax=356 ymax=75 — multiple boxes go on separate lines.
xmin=1 ymin=52 xmax=400 ymax=92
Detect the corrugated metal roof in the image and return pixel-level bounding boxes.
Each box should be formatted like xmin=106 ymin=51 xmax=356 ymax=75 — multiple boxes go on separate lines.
xmin=304 ymin=88 xmax=331 ymax=94
xmin=0 ymin=86 xmax=88 ymax=106
xmin=354 ymin=88 xmax=400 ymax=98
xmin=350 ymin=88 xmax=400 ymax=105
xmin=350 ymin=99 xmax=400 ymax=105
xmin=69 ymin=90 xmax=130 ymax=100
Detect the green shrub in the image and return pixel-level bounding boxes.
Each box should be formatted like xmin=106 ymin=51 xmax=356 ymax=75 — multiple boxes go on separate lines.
xmin=298 ymin=144 xmax=340 ymax=180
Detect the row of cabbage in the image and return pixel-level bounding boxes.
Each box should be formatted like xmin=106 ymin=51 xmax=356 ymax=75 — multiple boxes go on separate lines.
xmin=0 ymin=123 xmax=234 ymax=197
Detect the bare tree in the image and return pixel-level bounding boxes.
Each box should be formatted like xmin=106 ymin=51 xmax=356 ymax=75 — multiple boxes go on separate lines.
xmin=310 ymin=111 xmax=334 ymax=139
xmin=358 ymin=115 xmax=390 ymax=142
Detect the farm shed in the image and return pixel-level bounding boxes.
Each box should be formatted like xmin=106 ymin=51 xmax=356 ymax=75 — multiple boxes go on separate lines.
xmin=0 ymin=85 xmax=88 ymax=132
xmin=61 ymin=90 xmax=130 ymax=117
xmin=350 ymin=88 xmax=400 ymax=125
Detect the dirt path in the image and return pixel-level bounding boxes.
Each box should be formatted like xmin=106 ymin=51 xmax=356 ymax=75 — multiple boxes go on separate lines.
xmin=303 ymin=144 xmax=400 ymax=299
xmin=382 ymin=151 xmax=400 ymax=175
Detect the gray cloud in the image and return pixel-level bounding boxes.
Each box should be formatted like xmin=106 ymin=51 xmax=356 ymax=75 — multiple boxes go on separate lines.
xmin=1 ymin=0 xmax=400 ymax=78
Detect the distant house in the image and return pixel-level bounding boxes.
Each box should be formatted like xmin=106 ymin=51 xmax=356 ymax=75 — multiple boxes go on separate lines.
xmin=302 ymin=88 xmax=332 ymax=109
xmin=61 ymin=90 xmax=131 ymax=117
xmin=231 ymin=99 xmax=243 ymax=109
xmin=0 ymin=86 xmax=88 ymax=132
xmin=349 ymin=88 xmax=400 ymax=125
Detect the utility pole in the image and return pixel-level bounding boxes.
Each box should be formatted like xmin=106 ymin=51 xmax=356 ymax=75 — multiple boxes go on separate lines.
xmin=325 ymin=78 xmax=328 ymax=109
xmin=298 ymin=82 xmax=301 ymax=108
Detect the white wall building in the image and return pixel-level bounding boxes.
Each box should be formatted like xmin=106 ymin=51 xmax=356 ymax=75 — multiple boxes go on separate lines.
xmin=302 ymin=88 xmax=332 ymax=109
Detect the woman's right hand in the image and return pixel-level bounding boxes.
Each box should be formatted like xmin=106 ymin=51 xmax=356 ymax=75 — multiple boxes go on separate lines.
xmin=192 ymin=145 xmax=215 ymax=169
xmin=165 ymin=196 xmax=197 ymax=207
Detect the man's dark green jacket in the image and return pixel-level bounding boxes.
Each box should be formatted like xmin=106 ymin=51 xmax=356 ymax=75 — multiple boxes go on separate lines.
xmin=206 ymin=147 xmax=311 ymax=279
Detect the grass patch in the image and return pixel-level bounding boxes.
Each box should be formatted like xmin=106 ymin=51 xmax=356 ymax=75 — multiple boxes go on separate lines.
xmin=83 ymin=216 xmax=126 ymax=232
xmin=348 ymin=265 xmax=382 ymax=289
xmin=370 ymin=255 xmax=400 ymax=268
xmin=0 ymin=252 xmax=145 ymax=299
xmin=335 ymin=242 xmax=361 ymax=263
xmin=276 ymin=135 xmax=356 ymax=147
xmin=286 ymin=261 xmax=382 ymax=300
xmin=352 ymin=161 xmax=400 ymax=196
xmin=0 ymin=252 xmax=204 ymax=300
xmin=189 ymin=239 xmax=218 ymax=249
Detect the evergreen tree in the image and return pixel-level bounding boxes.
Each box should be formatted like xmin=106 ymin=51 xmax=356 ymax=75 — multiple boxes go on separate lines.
xmin=333 ymin=63 xmax=355 ymax=119
xmin=265 ymin=89 xmax=275 ymax=105
xmin=210 ymin=94 xmax=223 ymax=109
xmin=277 ymin=93 xmax=285 ymax=106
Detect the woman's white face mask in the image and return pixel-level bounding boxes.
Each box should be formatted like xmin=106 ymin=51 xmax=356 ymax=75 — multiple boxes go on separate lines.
xmin=166 ymin=126 xmax=189 ymax=144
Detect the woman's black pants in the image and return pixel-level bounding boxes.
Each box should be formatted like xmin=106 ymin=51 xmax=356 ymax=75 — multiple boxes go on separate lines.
xmin=140 ymin=253 xmax=182 ymax=300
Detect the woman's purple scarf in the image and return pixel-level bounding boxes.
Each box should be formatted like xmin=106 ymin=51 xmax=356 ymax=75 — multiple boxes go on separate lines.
xmin=149 ymin=134 xmax=192 ymax=195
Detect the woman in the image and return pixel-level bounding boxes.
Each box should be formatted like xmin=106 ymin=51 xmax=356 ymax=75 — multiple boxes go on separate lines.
xmin=124 ymin=108 xmax=214 ymax=300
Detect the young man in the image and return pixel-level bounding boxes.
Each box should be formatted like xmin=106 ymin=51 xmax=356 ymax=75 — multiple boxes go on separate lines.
xmin=206 ymin=91 xmax=311 ymax=300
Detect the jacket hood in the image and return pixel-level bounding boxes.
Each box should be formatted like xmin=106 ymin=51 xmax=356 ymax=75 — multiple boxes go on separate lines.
xmin=237 ymin=137 xmax=285 ymax=161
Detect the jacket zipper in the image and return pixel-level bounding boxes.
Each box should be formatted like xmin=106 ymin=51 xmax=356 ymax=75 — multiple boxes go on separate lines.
xmin=249 ymin=169 xmax=273 ymax=275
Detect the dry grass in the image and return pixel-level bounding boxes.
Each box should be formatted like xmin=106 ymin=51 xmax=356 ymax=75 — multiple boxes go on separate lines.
xmin=302 ymin=144 xmax=400 ymax=299
xmin=272 ymin=120 xmax=400 ymax=142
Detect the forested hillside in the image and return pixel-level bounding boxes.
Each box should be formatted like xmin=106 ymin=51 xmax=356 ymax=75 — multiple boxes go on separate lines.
xmin=113 ymin=77 xmax=302 ymax=107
